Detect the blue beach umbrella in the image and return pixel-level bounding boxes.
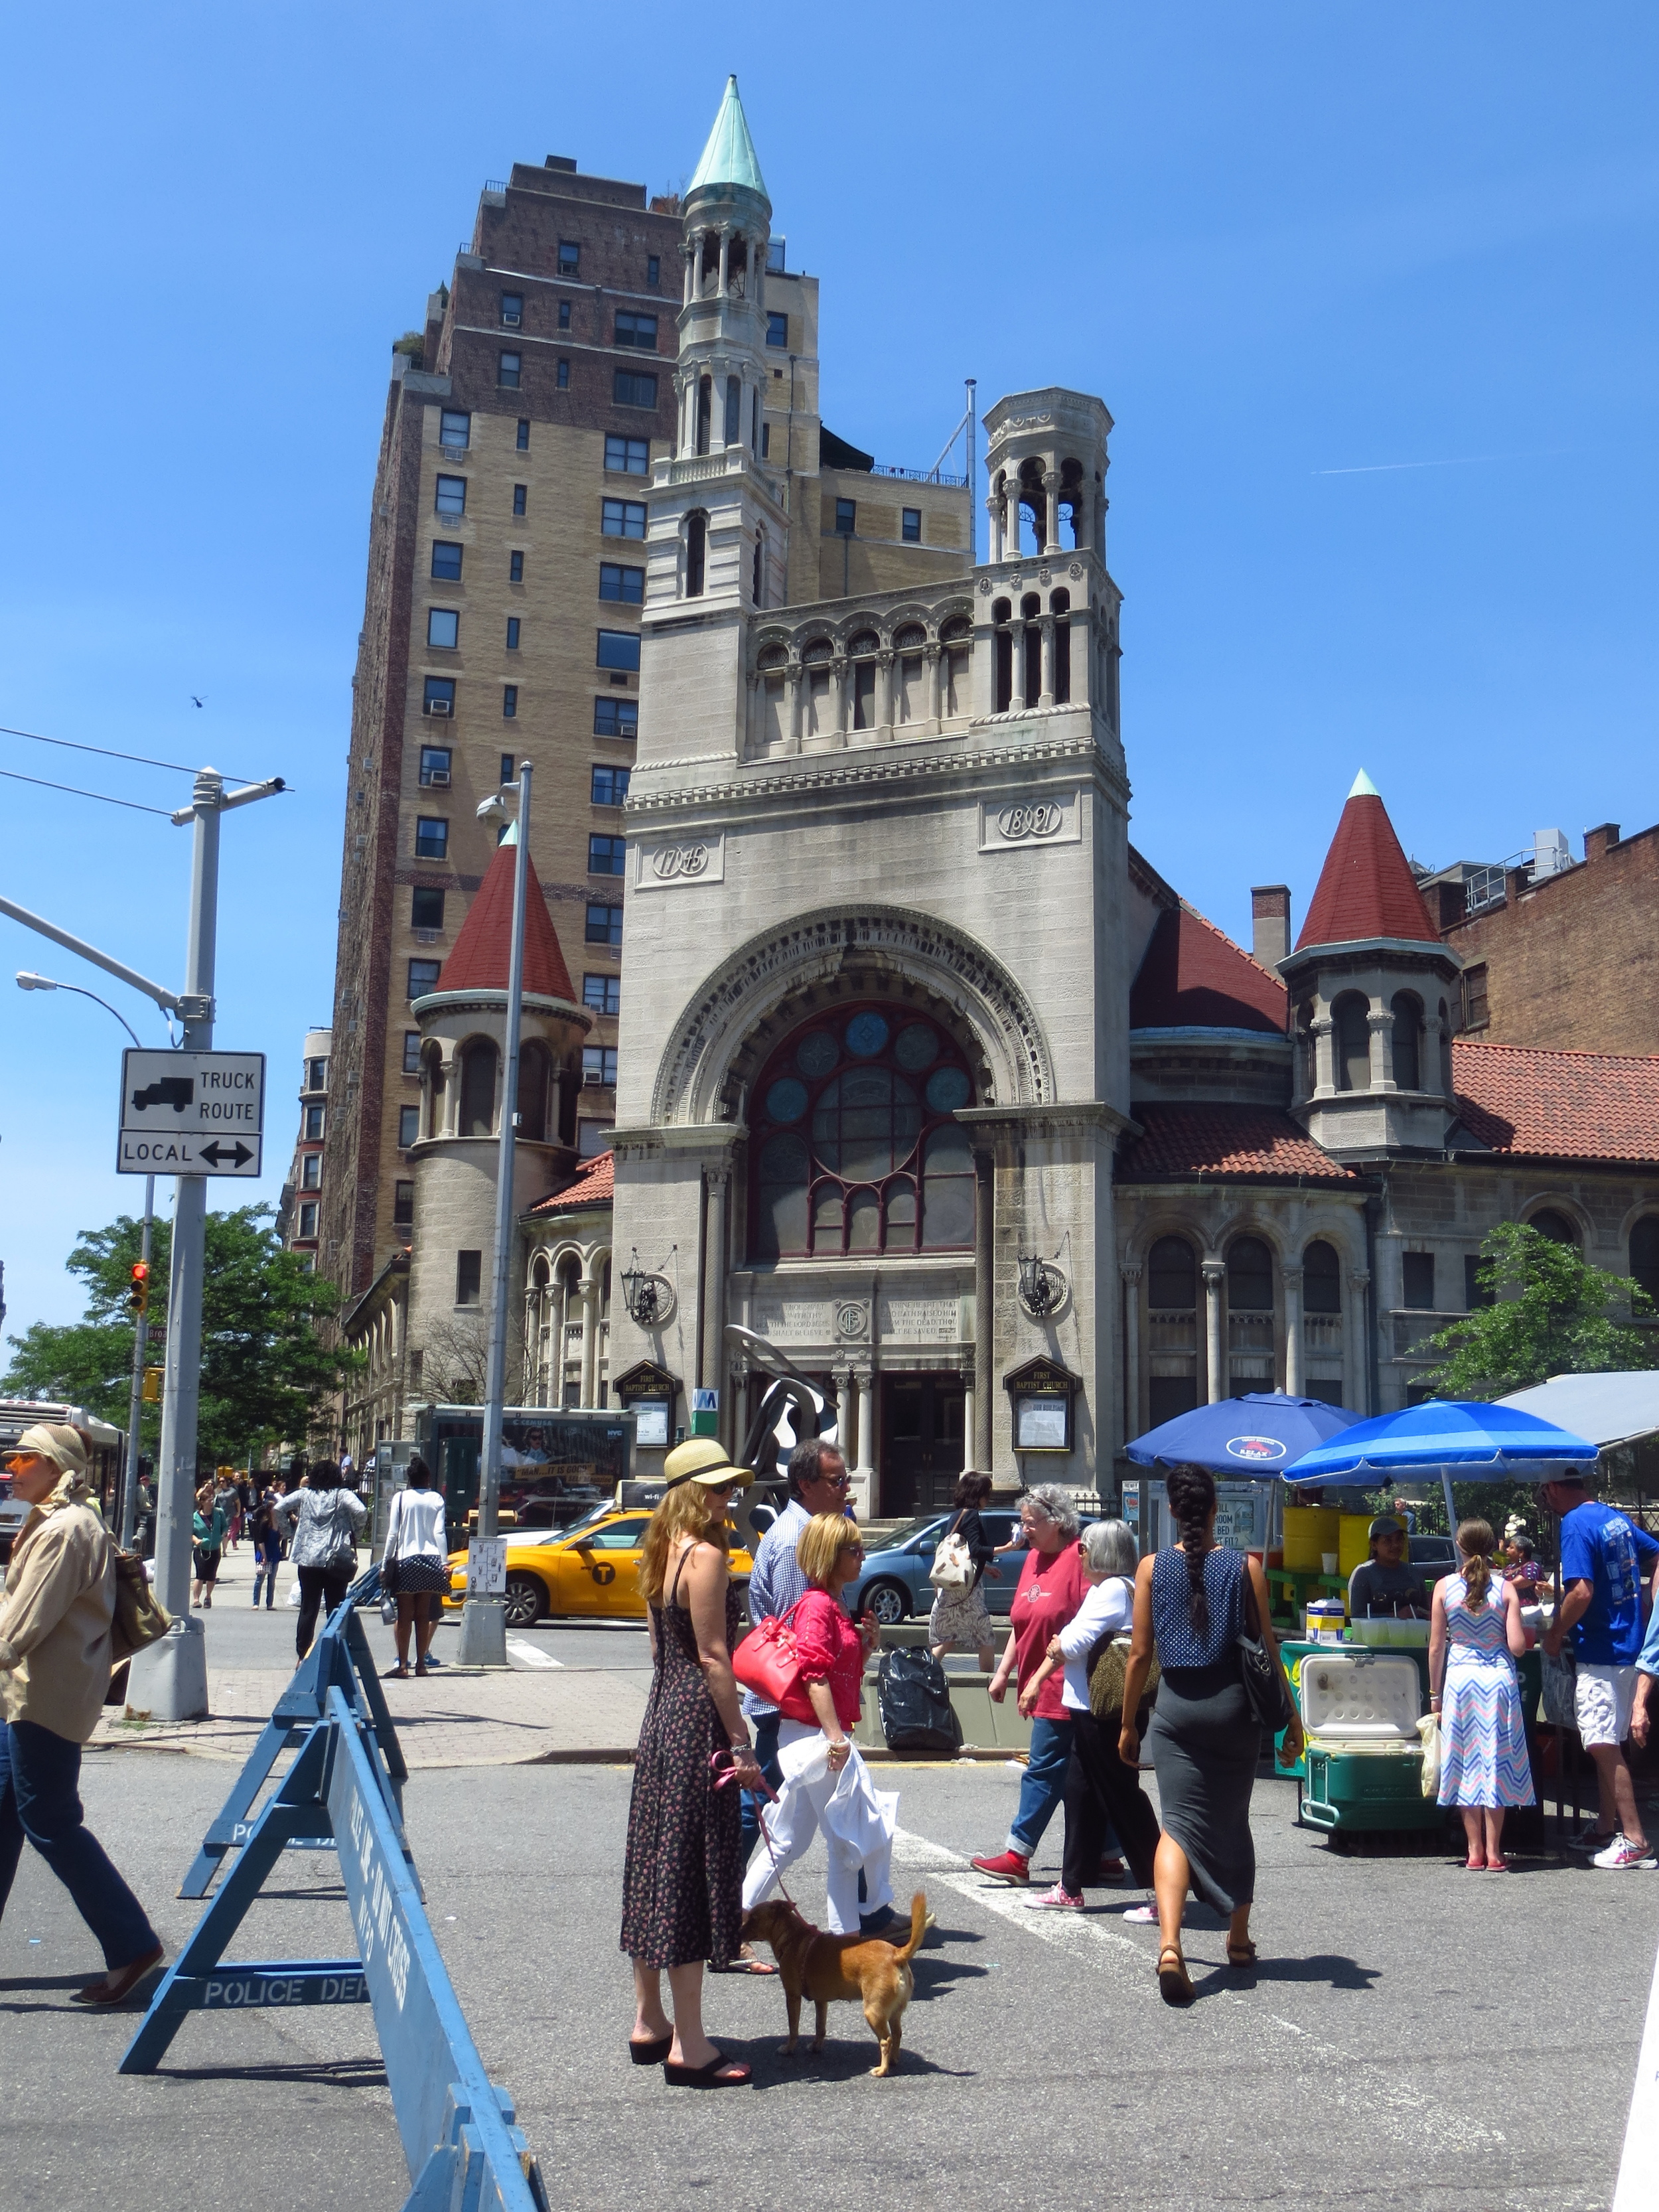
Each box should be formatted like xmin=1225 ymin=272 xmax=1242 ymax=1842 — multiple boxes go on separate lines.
xmin=1125 ymin=1392 xmax=1363 ymax=1481
xmin=1283 ymin=1399 xmax=1598 ymax=1532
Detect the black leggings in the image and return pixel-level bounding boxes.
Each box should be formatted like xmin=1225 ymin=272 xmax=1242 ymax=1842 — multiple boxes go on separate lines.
xmin=295 ymin=1564 xmax=354 ymax=1659
xmin=1061 ymin=1706 xmax=1163 ymax=1895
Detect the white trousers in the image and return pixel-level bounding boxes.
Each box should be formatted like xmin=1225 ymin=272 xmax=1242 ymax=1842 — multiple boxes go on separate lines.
xmin=741 ymin=1718 xmax=897 ymax=1935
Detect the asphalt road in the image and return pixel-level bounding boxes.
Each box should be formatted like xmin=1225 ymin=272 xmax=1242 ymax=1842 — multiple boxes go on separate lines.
xmin=5 ymin=1746 xmax=1652 ymax=2211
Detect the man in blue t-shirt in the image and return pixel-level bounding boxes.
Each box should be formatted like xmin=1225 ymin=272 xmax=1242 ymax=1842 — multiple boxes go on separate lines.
xmin=1541 ymin=1475 xmax=1659 ymax=1870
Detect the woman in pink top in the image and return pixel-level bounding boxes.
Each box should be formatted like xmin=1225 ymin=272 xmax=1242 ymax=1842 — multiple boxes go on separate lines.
xmin=741 ymin=1514 xmax=888 ymax=1934
xmin=972 ymin=1486 xmax=1090 ymax=1885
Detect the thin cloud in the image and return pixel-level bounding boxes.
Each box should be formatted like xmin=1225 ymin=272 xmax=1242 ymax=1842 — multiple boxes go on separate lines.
xmin=1314 ymin=449 xmax=1573 ymax=477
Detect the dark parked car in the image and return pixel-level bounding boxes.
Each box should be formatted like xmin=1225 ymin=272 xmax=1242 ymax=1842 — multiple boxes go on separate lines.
xmin=1408 ymin=1533 xmax=1459 ymax=1578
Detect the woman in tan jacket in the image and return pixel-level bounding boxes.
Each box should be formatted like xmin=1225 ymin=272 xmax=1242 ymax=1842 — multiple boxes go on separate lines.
xmin=0 ymin=1424 xmax=163 ymax=2002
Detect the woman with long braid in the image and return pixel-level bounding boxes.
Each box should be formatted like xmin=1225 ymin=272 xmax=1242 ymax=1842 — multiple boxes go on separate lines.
xmin=1118 ymin=1463 xmax=1301 ymax=2004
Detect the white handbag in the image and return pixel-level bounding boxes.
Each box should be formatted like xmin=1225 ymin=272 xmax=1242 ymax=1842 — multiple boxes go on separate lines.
xmin=928 ymin=1516 xmax=974 ymax=1590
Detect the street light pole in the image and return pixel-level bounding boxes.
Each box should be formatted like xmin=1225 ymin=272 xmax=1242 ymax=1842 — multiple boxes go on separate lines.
xmin=15 ymin=972 xmax=155 ymax=1544
xmin=457 ymin=762 xmax=532 ymax=1670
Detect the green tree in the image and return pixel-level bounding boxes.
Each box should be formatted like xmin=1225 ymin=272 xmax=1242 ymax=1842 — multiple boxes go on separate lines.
xmin=1421 ymin=1220 xmax=1657 ymax=1402
xmin=2 ymin=1205 xmax=358 ymax=1469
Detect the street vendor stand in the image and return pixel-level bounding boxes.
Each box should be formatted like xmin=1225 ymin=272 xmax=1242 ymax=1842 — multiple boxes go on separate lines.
xmin=1283 ymin=1400 xmax=1599 ymax=1842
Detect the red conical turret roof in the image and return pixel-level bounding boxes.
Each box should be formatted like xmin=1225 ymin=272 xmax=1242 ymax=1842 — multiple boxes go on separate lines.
xmin=434 ymin=837 xmax=577 ymax=1001
xmin=1295 ymin=771 xmax=1439 ymax=950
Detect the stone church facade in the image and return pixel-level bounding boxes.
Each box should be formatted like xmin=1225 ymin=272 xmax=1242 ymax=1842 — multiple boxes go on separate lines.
xmin=341 ymin=80 xmax=1659 ymax=1512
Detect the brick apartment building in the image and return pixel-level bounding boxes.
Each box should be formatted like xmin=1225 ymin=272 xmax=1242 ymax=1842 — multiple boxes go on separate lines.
xmin=318 ymin=102 xmax=972 ymax=1315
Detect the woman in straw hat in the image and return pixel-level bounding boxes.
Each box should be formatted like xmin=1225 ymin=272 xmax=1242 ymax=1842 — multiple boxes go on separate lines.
xmin=620 ymin=1439 xmax=762 ymax=2087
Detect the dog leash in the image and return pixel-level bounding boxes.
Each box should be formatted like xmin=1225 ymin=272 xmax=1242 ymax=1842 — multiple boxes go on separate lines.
xmin=709 ymin=1746 xmax=801 ymax=1911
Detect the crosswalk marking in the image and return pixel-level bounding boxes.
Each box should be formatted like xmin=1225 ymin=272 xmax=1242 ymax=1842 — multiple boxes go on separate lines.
xmin=506 ymin=1639 xmax=563 ymax=1670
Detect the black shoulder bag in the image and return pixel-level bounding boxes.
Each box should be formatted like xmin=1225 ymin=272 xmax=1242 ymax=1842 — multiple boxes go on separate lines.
xmin=1236 ymin=1560 xmax=1294 ymax=1733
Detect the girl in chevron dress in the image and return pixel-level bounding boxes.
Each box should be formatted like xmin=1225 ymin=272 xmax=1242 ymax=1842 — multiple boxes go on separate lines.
xmin=1429 ymin=1520 xmax=1535 ymax=1870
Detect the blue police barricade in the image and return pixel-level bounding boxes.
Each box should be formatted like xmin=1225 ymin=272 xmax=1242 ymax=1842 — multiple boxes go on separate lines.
xmin=123 ymin=1599 xmax=547 ymax=2211
xmin=179 ymin=1566 xmax=409 ymax=1898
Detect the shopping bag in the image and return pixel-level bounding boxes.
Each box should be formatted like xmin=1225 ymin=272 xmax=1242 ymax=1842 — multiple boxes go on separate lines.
xmin=1417 ymin=1712 xmax=1444 ymax=1797
xmin=928 ymin=1533 xmax=974 ymax=1589
xmin=1540 ymin=1644 xmax=1577 ymax=1728
xmin=286 ymin=1579 xmax=303 ymax=1609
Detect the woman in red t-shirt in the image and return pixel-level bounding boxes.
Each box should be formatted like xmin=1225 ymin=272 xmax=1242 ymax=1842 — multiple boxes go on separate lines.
xmin=741 ymin=1513 xmax=888 ymax=1934
xmin=970 ymin=1486 xmax=1089 ymax=1885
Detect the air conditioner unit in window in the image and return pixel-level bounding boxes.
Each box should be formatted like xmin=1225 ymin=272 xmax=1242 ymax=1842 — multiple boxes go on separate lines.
xmin=583 ymin=1069 xmax=606 ymax=1087
xmin=427 ymin=769 xmax=451 ymax=785
xmin=426 ymin=698 xmax=452 ymax=717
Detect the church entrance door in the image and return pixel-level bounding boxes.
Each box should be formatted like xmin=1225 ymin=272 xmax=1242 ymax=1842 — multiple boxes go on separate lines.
xmin=881 ymin=1374 xmax=966 ymax=1518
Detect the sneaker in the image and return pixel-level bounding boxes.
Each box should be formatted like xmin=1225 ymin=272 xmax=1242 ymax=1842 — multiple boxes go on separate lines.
xmin=1591 ymin=1834 xmax=1657 ymax=1870
xmin=1026 ymin=1883 xmax=1084 ymax=1910
xmin=1567 ymin=1819 xmax=1617 ymax=1854
xmin=970 ymin=1849 xmax=1031 ymax=1885
xmin=1097 ymin=1857 xmax=1127 ymax=1885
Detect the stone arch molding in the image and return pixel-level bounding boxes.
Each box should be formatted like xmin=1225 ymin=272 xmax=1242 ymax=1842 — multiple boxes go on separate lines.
xmin=649 ymin=903 xmax=1058 ymax=1127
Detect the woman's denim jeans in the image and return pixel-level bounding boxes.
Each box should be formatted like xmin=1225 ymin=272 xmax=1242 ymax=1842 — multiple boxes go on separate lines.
xmin=1009 ymin=1714 xmax=1076 ymax=1855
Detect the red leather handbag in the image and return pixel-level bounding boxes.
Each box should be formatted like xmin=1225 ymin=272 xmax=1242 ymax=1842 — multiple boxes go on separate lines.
xmin=732 ymin=1599 xmax=817 ymax=1722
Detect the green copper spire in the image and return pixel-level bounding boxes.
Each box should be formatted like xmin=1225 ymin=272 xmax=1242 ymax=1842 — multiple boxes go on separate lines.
xmin=687 ymin=75 xmax=768 ymax=201
xmin=1348 ymin=767 xmax=1381 ymax=798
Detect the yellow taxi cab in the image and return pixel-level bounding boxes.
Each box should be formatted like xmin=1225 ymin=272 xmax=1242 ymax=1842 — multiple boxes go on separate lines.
xmin=444 ymin=1503 xmax=755 ymax=1629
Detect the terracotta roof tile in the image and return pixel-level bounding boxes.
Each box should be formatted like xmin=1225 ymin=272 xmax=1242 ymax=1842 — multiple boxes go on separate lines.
xmin=435 ymin=840 xmax=576 ymax=1001
xmin=1117 ymin=1105 xmax=1360 ymax=1185
xmin=1129 ymin=904 xmax=1288 ymax=1035
xmin=526 ymin=1149 xmax=614 ymax=1215
xmin=1297 ymin=786 xmax=1439 ymax=950
xmin=1451 ymin=1041 xmax=1659 ymax=1164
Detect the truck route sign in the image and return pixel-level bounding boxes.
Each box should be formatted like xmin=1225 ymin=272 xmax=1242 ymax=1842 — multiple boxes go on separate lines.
xmin=117 ymin=1049 xmax=265 ymax=1177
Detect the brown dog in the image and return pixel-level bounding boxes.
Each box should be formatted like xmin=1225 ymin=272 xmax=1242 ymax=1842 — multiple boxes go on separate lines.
xmin=740 ymin=1891 xmax=932 ymax=2076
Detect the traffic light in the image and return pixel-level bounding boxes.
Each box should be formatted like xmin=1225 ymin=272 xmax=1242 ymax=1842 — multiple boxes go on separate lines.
xmin=127 ymin=1261 xmax=150 ymax=1319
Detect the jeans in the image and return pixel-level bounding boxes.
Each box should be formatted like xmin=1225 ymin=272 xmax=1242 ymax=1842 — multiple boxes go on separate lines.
xmin=295 ymin=1564 xmax=354 ymax=1660
xmin=252 ymin=1550 xmax=279 ymax=1608
xmin=739 ymin=1710 xmax=784 ymax=1866
xmin=0 ymin=1721 xmax=159 ymax=1970
xmin=1010 ymin=1714 xmax=1076 ymax=1856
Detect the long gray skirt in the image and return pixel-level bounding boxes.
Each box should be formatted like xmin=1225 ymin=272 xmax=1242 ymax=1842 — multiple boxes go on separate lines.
xmin=1146 ymin=1667 xmax=1261 ymax=1916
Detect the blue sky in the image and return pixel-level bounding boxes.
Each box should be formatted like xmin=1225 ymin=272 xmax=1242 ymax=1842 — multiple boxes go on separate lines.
xmin=1 ymin=2 xmax=1654 ymax=1334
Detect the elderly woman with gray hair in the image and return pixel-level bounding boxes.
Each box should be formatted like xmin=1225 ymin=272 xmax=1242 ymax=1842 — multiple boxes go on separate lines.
xmin=971 ymin=1485 xmax=1090 ymax=1885
xmin=1015 ymin=1518 xmax=1163 ymax=1909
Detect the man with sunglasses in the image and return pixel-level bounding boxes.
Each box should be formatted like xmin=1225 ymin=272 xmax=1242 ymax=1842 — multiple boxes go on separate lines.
xmin=736 ymin=1439 xmax=890 ymax=1920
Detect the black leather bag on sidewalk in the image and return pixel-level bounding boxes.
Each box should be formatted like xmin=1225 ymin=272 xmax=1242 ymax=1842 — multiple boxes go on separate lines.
xmin=877 ymin=1648 xmax=961 ymax=1753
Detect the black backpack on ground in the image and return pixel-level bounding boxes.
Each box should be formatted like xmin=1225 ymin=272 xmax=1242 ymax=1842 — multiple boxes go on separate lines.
xmin=877 ymin=1649 xmax=961 ymax=1753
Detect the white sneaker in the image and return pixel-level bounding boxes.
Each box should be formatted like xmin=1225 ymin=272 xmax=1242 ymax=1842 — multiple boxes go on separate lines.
xmin=1591 ymin=1834 xmax=1657 ymax=1870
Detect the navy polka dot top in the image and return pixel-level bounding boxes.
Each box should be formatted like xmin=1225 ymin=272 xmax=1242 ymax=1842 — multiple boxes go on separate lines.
xmin=1151 ymin=1544 xmax=1246 ymax=1669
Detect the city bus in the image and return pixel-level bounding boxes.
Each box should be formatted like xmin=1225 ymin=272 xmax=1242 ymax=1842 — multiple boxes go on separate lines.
xmin=0 ymin=1400 xmax=127 ymax=1563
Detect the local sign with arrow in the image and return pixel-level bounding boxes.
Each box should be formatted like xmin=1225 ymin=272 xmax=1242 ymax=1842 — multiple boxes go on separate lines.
xmin=118 ymin=1049 xmax=265 ymax=1178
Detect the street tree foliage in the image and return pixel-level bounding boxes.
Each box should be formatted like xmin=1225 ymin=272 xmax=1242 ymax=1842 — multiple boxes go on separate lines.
xmin=1 ymin=1205 xmax=356 ymax=1467
xmin=1422 ymin=1221 xmax=1656 ymax=1402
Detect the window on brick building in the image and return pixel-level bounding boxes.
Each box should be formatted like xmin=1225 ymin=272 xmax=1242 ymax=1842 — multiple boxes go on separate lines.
xmin=1463 ymin=964 xmax=1488 ymax=1032
xmin=647 ymin=254 xmax=660 ymax=285
xmin=502 ymin=686 xmax=518 ymax=719
xmin=558 ymin=241 xmax=579 ymax=273
xmin=512 ymin=483 xmax=528 ymax=516
xmin=435 ymin=475 xmax=467 ymax=516
xmin=516 ymin=418 xmax=530 ymax=450
xmin=407 ymin=958 xmax=441 ymax=999
xmin=411 ymin=886 xmax=445 ymax=930
xmin=614 ymin=311 xmax=658 ymax=350
xmin=509 ymin=550 xmax=524 ymax=583
xmin=594 ymin=696 xmax=638 ymax=737
xmin=500 ymin=292 xmax=523 ymax=327
xmin=439 ymin=410 xmax=470 ymax=449
xmin=506 ymin=617 xmax=521 ymax=650
xmin=603 ymin=497 xmax=648 ymax=539
xmin=422 ymin=678 xmax=455 ymax=719
xmin=403 ymin=1031 xmax=422 ymax=1074
xmin=298 ymin=1202 xmax=319 ymax=1240
xmin=613 ymin=369 xmax=658 ymax=409
xmin=393 ymin=1181 xmax=414 ymax=1226
xmin=301 ymin=1152 xmax=321 ymax=1190
xmin=418 ymin=745 xmax=451 ymax=786
xmin=588 ymin=834 xmax=626 ymax=875
xmin=605 ymin=434 xmax=650 ymax=475
xmin=431 ymin=541 xmax=463 ymax=580
xmin=1528 ymin=1209 xmax=1578 ymax=1246
xmin=557 ymin=360 xmax=569 ymax=389
xmin=599 ymin=562 xmax=644 ymax=603
xmin=457 ymin=1249 xmax=483 ymax=1304
xmin=397 ymin=1104 xmax=420 ymax=1149
xmin=304 ymin=1104 xmax=325 ymax=1140
xmin=586 ymin=903 xmax=622 ymax=946
xmin=902 ymin=507 xmax=922 ymax=543
xmin=591 ymin=765 xmax=630 ymax=806
xmin=583 ymin=973 xmax=621 ymax=1015
xmin=1402 ymin=1252 xmax=1436 ymax=1309
xmin=413 ymin=819 xmax=448 ymax=861
xmin=835 ymin=498 xmax=856 ymax=535
xmin=498 ymin=350 xmax=522 ymax=389
xmin=597 ymin=629 xmax=640 ymax=672
xmin=499 ymin=752 xmax=516 ymax=786
xmin=578 ymin=1120 xmax=613 ymax=1159
xmin=583 ymin=1045 xmax=619 ymax=1086
xmin=766 ymin=311 xmax=788 ymax=348
xmin=427 ymin=608 xmax=459 ymax=650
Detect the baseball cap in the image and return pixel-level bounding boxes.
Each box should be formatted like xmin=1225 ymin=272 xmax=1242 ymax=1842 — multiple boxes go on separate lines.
xmin=1368 ymin=1513 xmax=1406 ymax=1540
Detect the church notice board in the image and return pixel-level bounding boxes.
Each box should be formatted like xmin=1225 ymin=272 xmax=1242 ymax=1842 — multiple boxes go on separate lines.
xmin=612 ymin=1361 xmax=681 ymax=1450
xmin=1004 ymin=1355 xmax=1082 ymax=1454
